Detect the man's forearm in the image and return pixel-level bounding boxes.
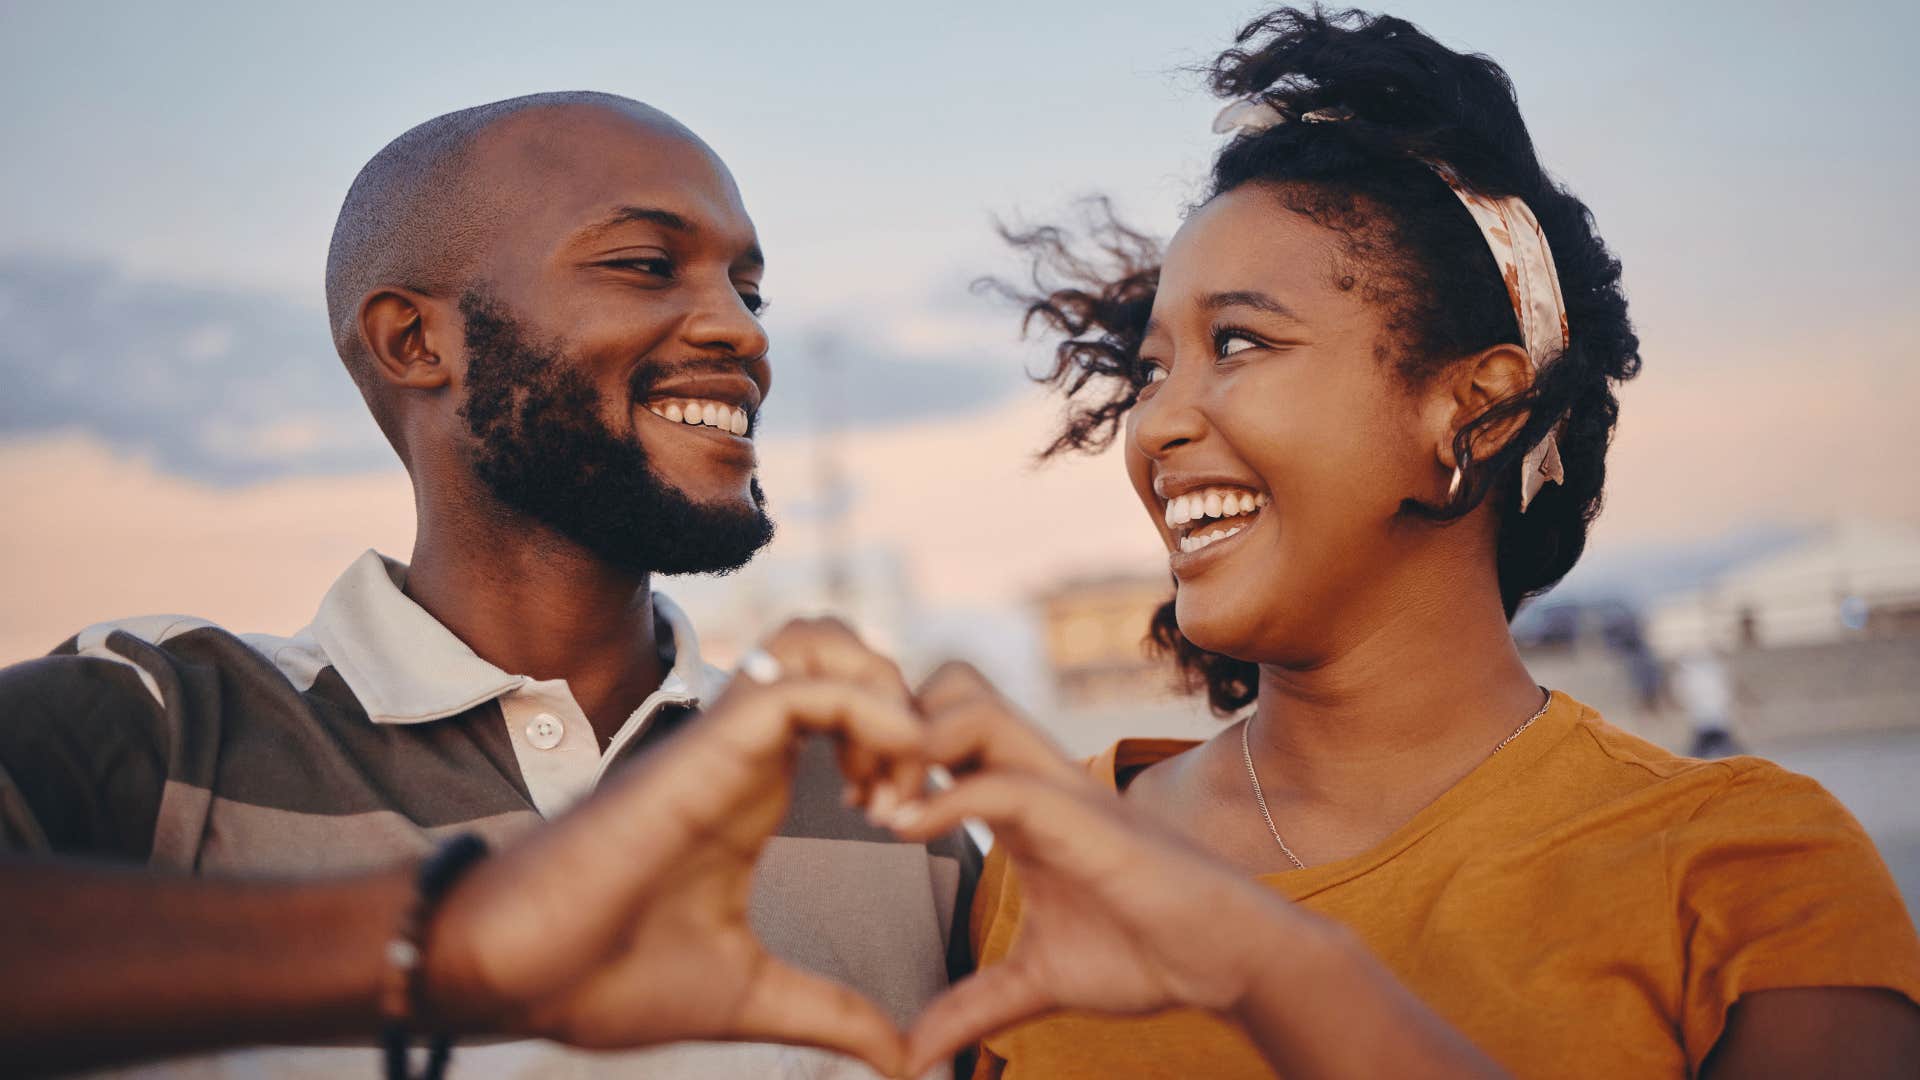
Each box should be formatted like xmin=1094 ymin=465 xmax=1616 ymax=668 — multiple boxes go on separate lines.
xmin=1229 ymin=899 xmax=1508 ymax=1080
xmin=0 ymin=857 xmax=414 ymax=1074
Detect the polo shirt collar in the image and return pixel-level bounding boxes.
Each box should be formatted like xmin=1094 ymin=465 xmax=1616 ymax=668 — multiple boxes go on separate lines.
xmin=311 ymin=549 xmax=714 ymax=725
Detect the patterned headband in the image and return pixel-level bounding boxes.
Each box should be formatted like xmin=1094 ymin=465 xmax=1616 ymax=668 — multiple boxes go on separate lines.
xmin=1212 ymin=98 xmax=1568 ymax=511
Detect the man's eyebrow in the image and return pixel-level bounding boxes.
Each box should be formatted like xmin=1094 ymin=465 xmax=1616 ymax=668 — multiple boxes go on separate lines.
xmin=1202 ymin=290 xmax=1303 ymax=321
xmin=576 ymin=205 xmax=694 ymax=242
xmin=578 ymin=205 xmax=763 ymax=269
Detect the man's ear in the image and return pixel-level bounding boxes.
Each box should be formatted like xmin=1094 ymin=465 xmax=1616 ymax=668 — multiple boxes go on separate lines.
xmin=357 ymin=287 xmax=455 ymax=391
xmin=1430 ymin=343 xmax=1535 ymax=470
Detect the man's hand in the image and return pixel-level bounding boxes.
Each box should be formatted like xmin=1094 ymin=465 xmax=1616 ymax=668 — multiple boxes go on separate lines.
xmin=420 ymin=619 xmax=926 ymax=1073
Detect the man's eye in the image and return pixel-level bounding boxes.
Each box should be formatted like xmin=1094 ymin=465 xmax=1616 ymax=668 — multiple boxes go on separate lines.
xmin=739 ymin=293 xmax=770 ymax=316
xmin=609 ymin=258 xmax=674 ymax=278
xmin=1140 ymin=363 xmax=1168 ymax=386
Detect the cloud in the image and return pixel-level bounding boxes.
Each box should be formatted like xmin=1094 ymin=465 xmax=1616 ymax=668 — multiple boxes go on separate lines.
xmin=0 ymin=255 xmax=1032 ymax=484
xmin=0 ymin=255 xmax=391 ymax=483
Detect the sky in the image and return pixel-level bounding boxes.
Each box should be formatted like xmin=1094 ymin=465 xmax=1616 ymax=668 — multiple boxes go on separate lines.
xmin=2 ymin=0 xmax=1917 ymax=666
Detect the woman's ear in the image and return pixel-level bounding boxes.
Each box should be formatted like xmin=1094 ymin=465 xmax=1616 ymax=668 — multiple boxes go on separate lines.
xmin=357 ymin=287 xmax=455 ymax=391
xmin=1431 ymin=343 xmax=1536 ymax=469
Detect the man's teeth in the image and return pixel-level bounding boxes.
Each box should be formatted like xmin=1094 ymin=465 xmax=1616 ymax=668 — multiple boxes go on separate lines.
xmin=648 ymin=399 xmax=751 ymax=436
xmin=1180 ymin=525 xmax=1244 ymax=554
xmin=1163 ymin=487 xmax=1268 ymax=529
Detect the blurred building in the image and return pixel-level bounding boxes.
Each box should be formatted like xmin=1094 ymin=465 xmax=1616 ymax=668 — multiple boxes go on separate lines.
xmin=1031 ymin=521 xmax=1920 ymax=756
xmin=1033 ymin=575 xmax=1218 ymax=756
xmin=1647 ymin=521 xmax=1920 ymax=743
xmin=1039 ymin=575 xmax=1177 ymax=710
xmin=1513 ymin=598 xmax=1675 ymax=742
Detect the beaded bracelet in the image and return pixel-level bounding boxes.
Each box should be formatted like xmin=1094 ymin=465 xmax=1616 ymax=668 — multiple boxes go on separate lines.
xmin=381 ymin=833 xmax=490 ymax=1080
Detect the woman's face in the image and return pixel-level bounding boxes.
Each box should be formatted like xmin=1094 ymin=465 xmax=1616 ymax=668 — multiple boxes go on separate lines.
xmin=1125 ymin=183 xmax=1446 ymax=665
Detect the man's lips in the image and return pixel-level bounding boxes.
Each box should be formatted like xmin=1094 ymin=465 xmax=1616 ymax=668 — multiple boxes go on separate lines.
xmin=644 ymin=397 xmax=753 ymax=437
xmin=638 ymin=372 xmax=762 ymax=416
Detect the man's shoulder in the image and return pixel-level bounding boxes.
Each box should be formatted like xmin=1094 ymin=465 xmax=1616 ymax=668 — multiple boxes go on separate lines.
xmin=26 ymin=613 xmax=328 ymax=707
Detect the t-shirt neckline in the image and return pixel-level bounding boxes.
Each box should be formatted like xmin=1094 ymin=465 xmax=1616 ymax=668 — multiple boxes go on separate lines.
xmin=1092 ymin=690 xmax=1584 ymax=901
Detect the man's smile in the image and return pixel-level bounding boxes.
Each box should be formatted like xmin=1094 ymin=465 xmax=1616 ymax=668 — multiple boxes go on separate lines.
xmin=644 ymin=397 xmax=752 ymax=436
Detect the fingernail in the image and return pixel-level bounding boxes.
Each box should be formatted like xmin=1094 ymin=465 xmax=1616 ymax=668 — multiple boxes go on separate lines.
xmin=889 ymin=801 xmax=924 ymax=829
xmin=868 ymin=782 xmax=898 ymax=820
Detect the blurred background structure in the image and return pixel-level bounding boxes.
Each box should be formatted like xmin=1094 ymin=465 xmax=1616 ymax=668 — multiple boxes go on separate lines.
xmin=2 ymin=1 xmax=1916 ymax=917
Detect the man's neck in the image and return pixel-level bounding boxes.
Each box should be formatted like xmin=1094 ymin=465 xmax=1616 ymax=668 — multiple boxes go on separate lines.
xmin=404 ymin=511 xmax=668 ymax=751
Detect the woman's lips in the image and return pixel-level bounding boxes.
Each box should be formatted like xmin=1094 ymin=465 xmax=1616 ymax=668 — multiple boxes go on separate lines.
xmin=1168 ymin=502 xmax=1266 ymax=574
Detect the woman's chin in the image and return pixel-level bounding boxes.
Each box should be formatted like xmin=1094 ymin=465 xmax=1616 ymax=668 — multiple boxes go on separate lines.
xmin=1173 ymin=595 xmax=1262 ymax=660
xmin=1176 ymin=583 xmax=1325 ymax=667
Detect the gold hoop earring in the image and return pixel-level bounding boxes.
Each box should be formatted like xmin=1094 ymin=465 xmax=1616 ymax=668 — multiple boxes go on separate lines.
xmin=1447 ymin=465 xmax=1463 ymax=500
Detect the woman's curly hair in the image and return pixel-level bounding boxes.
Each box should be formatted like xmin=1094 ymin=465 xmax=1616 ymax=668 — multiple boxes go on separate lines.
xmin=997 ymin=6 xmax=1641 ymax=715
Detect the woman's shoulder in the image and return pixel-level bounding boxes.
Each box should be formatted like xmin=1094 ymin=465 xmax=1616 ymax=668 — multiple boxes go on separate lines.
xmin=1553 ymin=698 xmax=1854 ymax=824
xmin=1497 ymin=697 xmax=1898 ymax=894
xmin=1090 ymin=736 xmax=1206 ymax=792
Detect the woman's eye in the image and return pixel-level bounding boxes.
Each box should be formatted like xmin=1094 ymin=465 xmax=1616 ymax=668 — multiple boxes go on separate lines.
xmin=1216 ymin=331 xmax=1260 ymax=359
xmin=1141 ymin=364 xmax=1168 ymax=386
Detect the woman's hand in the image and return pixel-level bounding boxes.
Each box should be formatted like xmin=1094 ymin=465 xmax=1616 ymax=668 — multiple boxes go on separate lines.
xmin=890 ymin=663 xmax=1507 ymax=1080
xmin=420 ymin=619 xmax=923 ymax=1074
xmin=890 ymin=663 xmax=1317 ymax=1074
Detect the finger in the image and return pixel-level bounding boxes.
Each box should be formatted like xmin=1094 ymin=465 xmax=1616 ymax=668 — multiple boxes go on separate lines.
xmin=571 ymin=678 xmax=927 ymax=872
xmin=886 ymin=772 xmax=1101 ymax=855
xmin=729 ymin=957 xmax=906 ymax=1076
xmin=713 ymin=675 xmax=927 ymax=765
xmin=914 ymin=659 xmax=994 ymax=714
xmin=914 ymin=662 xmax=1078 ymax=783
xmin=759 ymin=617 xmax=912 ymax=705
xmin=903 ymin=964 xmax=1054 ymax=1079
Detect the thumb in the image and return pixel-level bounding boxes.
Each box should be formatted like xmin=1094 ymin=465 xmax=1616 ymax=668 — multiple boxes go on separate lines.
xmin=729 ymin=956 xmax=908 ymax=1076
xmin=903 ymin=962 xmax=1053 ymax=1079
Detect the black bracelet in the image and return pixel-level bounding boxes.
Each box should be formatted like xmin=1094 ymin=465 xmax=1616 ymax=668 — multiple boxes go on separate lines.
xmin=382 ymin=833 xmax=489 ymax=1080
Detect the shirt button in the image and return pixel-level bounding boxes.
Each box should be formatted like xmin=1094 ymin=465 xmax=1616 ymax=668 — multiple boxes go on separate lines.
xmin=526 ymin=713 xmax=565 ymax=750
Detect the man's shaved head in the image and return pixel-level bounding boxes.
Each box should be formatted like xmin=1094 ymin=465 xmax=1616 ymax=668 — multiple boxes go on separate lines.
xmin=324 ymin=91 xmax=693 ymax=391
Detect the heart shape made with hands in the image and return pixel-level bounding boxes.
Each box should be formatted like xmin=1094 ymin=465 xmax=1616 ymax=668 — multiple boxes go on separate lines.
xmin=686 ymin=621 xmax=1260 ymax=1080
xmin=428 ymin=617 xmax=1266 ymax=1080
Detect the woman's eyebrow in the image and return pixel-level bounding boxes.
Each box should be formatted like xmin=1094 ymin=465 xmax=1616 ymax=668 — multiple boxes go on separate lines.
xmin=1202 ymin=289 xmax=1303 ymax=321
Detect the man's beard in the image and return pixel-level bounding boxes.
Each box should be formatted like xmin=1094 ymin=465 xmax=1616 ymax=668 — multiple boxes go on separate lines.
xmin=456 ymin=291 xmax=774 ymax=576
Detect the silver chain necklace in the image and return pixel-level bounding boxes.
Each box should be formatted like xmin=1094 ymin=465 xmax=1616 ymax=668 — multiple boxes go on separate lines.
xmin=1239 ymin=689 xmax=1552 ymax=871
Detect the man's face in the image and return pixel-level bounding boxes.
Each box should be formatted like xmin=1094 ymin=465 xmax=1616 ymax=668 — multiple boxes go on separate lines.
xmin=450 ymin=106 xmax=775 ymax=575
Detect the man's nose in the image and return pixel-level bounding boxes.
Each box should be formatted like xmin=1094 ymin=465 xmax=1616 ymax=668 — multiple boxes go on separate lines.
xmin=681 ymin=282 xmax=770 ymax=362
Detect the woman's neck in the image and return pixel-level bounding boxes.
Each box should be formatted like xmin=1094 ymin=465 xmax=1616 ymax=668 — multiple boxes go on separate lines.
xmin=1247 ymin=559 xmax=1543 ymax=827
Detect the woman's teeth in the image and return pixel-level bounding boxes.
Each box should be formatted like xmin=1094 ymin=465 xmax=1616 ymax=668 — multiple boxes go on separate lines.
xmin=1163 ymin=487 xmax=1267 ymax=528
xmin=648 ymin=399 xmax=750 ymax=436
xmin=1180 ymin=525 xmax=1244 ymax=554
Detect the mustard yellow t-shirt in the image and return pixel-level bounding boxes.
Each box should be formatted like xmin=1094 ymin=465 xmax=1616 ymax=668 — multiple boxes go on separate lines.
xmin=970 ymin=692 xmax=1920 ymax=1078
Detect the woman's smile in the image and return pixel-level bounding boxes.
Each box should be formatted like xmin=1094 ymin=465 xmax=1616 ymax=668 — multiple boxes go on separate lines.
xmin=1160 ymin=482 xmax=1271 ymax=574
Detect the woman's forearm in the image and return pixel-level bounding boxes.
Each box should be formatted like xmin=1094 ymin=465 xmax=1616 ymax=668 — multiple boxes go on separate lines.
xmin=1229 ymin=898 xmax=1508 ymax=1080
xmin=0 ymin=857 xmax=414 ymax=1074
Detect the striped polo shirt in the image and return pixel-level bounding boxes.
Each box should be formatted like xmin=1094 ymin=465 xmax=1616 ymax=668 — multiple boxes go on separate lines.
xmin=0 ymin=549 xmax=976 ymax=1078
